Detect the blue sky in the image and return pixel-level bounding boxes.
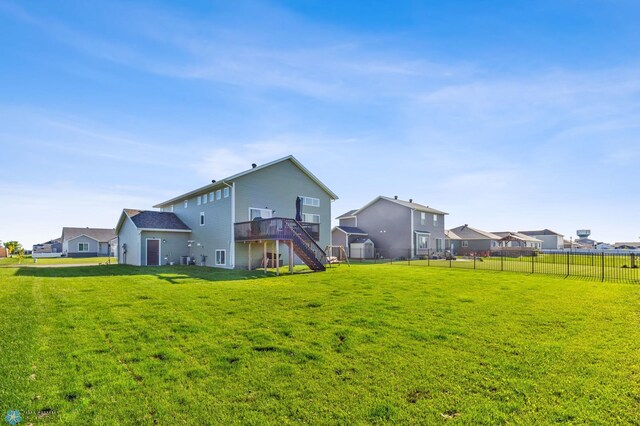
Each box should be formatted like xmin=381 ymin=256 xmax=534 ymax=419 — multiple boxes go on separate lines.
xmin=1 ymin=0 xmax=639 ymax=248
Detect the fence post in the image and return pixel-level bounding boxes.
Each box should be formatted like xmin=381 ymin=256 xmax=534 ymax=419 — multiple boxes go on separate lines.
xmin=601 ymin=252 xmax=605 ymax=282
xmin=408 ymin=249 xmax=411 ymax=266
xmin=531 ymin=252 xmax=534 ymax=274
xmin=501 ymin=252 xmax=504 ymax=271
xmin=450 ymin=252 xmax=452 ymax=268
xmin=474 ymin=253 xmax=476 ymax=269
xmin=427 ymin=249 xmax=430 ymax=267
xmin=566 ymin=252 xmax=570 ymax=277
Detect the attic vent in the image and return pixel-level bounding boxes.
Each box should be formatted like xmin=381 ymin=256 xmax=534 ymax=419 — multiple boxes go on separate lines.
xmin=252 ymin=163 xmax=257 ymax=168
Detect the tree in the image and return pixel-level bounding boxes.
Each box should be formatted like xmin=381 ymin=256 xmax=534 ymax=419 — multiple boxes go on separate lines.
xmin=3 ymin=241 xmax=22 ymax=255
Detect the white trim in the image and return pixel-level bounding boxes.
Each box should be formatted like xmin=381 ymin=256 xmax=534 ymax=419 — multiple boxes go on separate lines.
xmin=299 ymin=196 xmax=320 ymax=207
xmin=215 ymin=249 xmax=226 ymax=266
xmin=145 ymin=238 xmax=162 ymax=266
xmin=136 ymin=228 xmax=191 ymax=233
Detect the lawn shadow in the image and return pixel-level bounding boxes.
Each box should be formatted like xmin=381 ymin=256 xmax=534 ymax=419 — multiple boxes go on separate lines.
xmin=13 ymin=264 xmax=280 ymax=284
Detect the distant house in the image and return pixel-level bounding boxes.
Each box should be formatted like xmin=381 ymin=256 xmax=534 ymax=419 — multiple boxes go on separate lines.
xmin=492 ymin=232 xmax=543 ymax=250
xmin=614 ymin=242 xmax=640 ymax=250
xmin=332 ymin=196 xmax=447 ymax=259
xmin=33 ymin=238 xmax=62 ymax=255
xmin=118 ymin=156 xmax=338 ymax=271
xmin=447 ymin=225 xmax=501 ymax=256
xmin=519 ymin=229 xmax=564 ymax=250
xmin=61 ymin=227 xmax=117 ymax=257
xmin=0 ymin=247 xmax=8 ymax=258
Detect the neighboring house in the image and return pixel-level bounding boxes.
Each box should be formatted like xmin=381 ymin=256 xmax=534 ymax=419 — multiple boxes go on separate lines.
xmin=0 ymin=247 xmax=8 ymax=258
xmin=447 ymin=225 xmax=501 ymax=256
xmin=492 ymin=232 xmax=543 ymax=250
xmin=519 ymin=229 xmax=564 ymax=250
xmin=332 ymin=196 xmax=447 ymax=259
xmin=33 ymin=238 xmax=62 ymax=255
xmin=61 ymin=227 xmax=117 ymax=257
xmin=595 ymin=242 xmax=613 ymax=250
xmin=118 ymin=156 xmax=338 ymax=271
xmin=614 ymin=242 xmax=640 ymax=250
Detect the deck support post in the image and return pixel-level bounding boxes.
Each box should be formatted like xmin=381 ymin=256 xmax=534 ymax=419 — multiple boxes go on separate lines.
xmin=289 ymin=240 xmax=294 ymax=273
xmin=276 ymin=240 xmax=280 ymax=276
xmin=248 ymin=242 xmax=252 ymax=271
xmin=263 ymin=241 xmax=267 ymax=273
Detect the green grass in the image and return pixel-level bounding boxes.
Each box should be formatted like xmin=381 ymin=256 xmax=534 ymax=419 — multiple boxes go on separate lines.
xmin=0 ymin=256 xmax=113 ymax=266
xmin=1 ymin=264 xmax=639 ymax=424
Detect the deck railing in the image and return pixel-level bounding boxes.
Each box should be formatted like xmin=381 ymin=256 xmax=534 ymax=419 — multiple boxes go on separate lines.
xmin=234 ymin=218 xmax=320 ymax=242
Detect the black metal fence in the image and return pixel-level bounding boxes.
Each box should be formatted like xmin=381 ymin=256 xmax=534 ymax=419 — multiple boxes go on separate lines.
xmin=347 ymin=249 xmax=640 ymax=284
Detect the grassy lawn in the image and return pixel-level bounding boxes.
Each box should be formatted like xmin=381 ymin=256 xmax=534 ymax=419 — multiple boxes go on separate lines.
xmin=1 ymin=264 xmax=639 ymax=424
xmin=0 ymin=256 xmax=114 ymax=266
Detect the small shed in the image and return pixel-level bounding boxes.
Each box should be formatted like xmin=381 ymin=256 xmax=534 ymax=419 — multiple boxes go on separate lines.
xmin=350 ymin=238 xmax=374 ymax=259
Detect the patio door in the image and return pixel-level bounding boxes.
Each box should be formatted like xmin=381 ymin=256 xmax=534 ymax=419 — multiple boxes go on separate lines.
xmin=146 ymin=239 xmax=160 ymax=266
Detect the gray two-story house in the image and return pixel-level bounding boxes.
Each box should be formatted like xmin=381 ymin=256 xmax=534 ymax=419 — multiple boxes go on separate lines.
xmin=116 ymin=156 xmax=338 ymax=272
xmin=332 ymin=196 xmax=447 ymax=259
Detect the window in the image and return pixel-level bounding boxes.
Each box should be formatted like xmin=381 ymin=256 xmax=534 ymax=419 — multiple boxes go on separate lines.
xmin=197 ymin=196 xmax=202 ymax=206
xmin=78 ymin=242 xmax=89 ymax=252
xmin=249 ymin=208 xmax=272 ymax=220
xmin=420 ymin=212 xmax=426 ymax=225
xmin=302 ymin=213 xmax=320 ymax=223
xmin=300 ymin=196 xmax=320 ymax=207
xmin=184 ymin=200 xmax=188 ymax=209
xmin=216 ymin=190 xmax=222 ymax=200
xmin=462 ymin=241 xmax=469 ymax=248
xmin=223 ymin=187 xmax=229 ymax=198
xmin=202 ymin=195 xmax=207 ymax=204
xmin=209 ymin=192 xmax=214 ymax=202
xmin=433 ymin=215 xmax=439 ymax=226
xmin=200 ymin=212 xmax=205 ymax=226
xmin=215 ymin=249 xmax=226 ymax=266
xmin=170 ymin=204 xmax=174 ymax=212
xmin=417 ymin=234 xmax=429 ymax=250
xmin=436 ymin=239 xmax=443 ymax=251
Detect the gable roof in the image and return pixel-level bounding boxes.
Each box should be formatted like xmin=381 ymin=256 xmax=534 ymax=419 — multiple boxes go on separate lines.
xmin=153 ymin=155 xmax=338 ymax=208
xmin=492 ymin=231 xmax=543 ymax=243
xmin=334 ymin=226 xmax=368 ymax=235
xmin=519 ymin=229 xmax=563 ymax=237
xmin=117 ymin=209 xmax=191 ymax=233
xmin=336 ymin=209 xmax=358 ymax=219
xmin=61 ymin=227 xmax=116 ymax=243
xmin=447 ymin=225 xmax=501 ymax=240
xmin=344 ymin=196 xmax=448 ymax=218
xmin=445 ymin=230 xmax=462 ymax=240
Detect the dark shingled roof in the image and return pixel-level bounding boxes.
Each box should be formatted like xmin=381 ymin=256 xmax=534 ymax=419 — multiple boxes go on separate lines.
xmin=335 ymin=226 xmax=368 ymax=235
xmin=125 ymin=209 xmax=191 ymax=231
xmin=351 ymin=237 xmax=372 ymax=244
xmin=62 ymin=227 xmax=116 ymax=243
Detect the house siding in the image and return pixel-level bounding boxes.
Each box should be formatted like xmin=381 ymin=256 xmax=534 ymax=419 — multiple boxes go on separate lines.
xmin=118 ymin=217 xmax=141 ymax=265
xmin=66 ymin=235 xmax=99 ymax=257
xmin=139 ymin=231 xmax=191 ymax=266
xmin=355 ymin=199 xmax=412 ymax=259
xmin=451 ymin=239 xmax=496 ymax=256
xmin=233 ymin=159 xmax=332 ymax=269
xmin=339 ymin=217 xmax=357 ymax=227
xmin=412 ymin=210 xmax=445 ymax=255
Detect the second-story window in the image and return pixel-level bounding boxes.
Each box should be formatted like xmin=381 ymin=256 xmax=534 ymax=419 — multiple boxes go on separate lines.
xmin=197 ymin=196 xmax=202 ymax=206
xmin=223 ymin=187 xmax=229 ymax=198
xmin=202 ymin=195 xmax=207 ymax=204
xmin=216 ymin=190 xmax=222 ymax=200
xmin=184 ymin=200 xmax=188 ymax=209
xmin=170 ymin=204 xmax=174 ymax=212
xmin=433 ymin=215 xmax=438 ymax=226
xmin=300 ymin=196 xmax=320 ymax=207
xmin=209 ymin=192 xmax=214 ymax=202
xmin=420 ymin=212 xmax=426 ymax=225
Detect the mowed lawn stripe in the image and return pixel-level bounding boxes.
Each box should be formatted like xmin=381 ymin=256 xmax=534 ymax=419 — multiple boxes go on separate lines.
xmin=1 ymin=265 xmax=639 ymax=424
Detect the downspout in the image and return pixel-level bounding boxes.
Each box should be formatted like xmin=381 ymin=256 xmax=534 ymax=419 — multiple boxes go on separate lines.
xmin=221 ymin=180 xmax=235 ymax=268
xmin=410 ymin=209 xmax=415 ymax=258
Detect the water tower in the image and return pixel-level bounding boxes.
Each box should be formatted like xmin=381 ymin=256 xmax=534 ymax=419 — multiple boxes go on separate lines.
xmin=576 ymin=229 xmax=591 ymax=239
